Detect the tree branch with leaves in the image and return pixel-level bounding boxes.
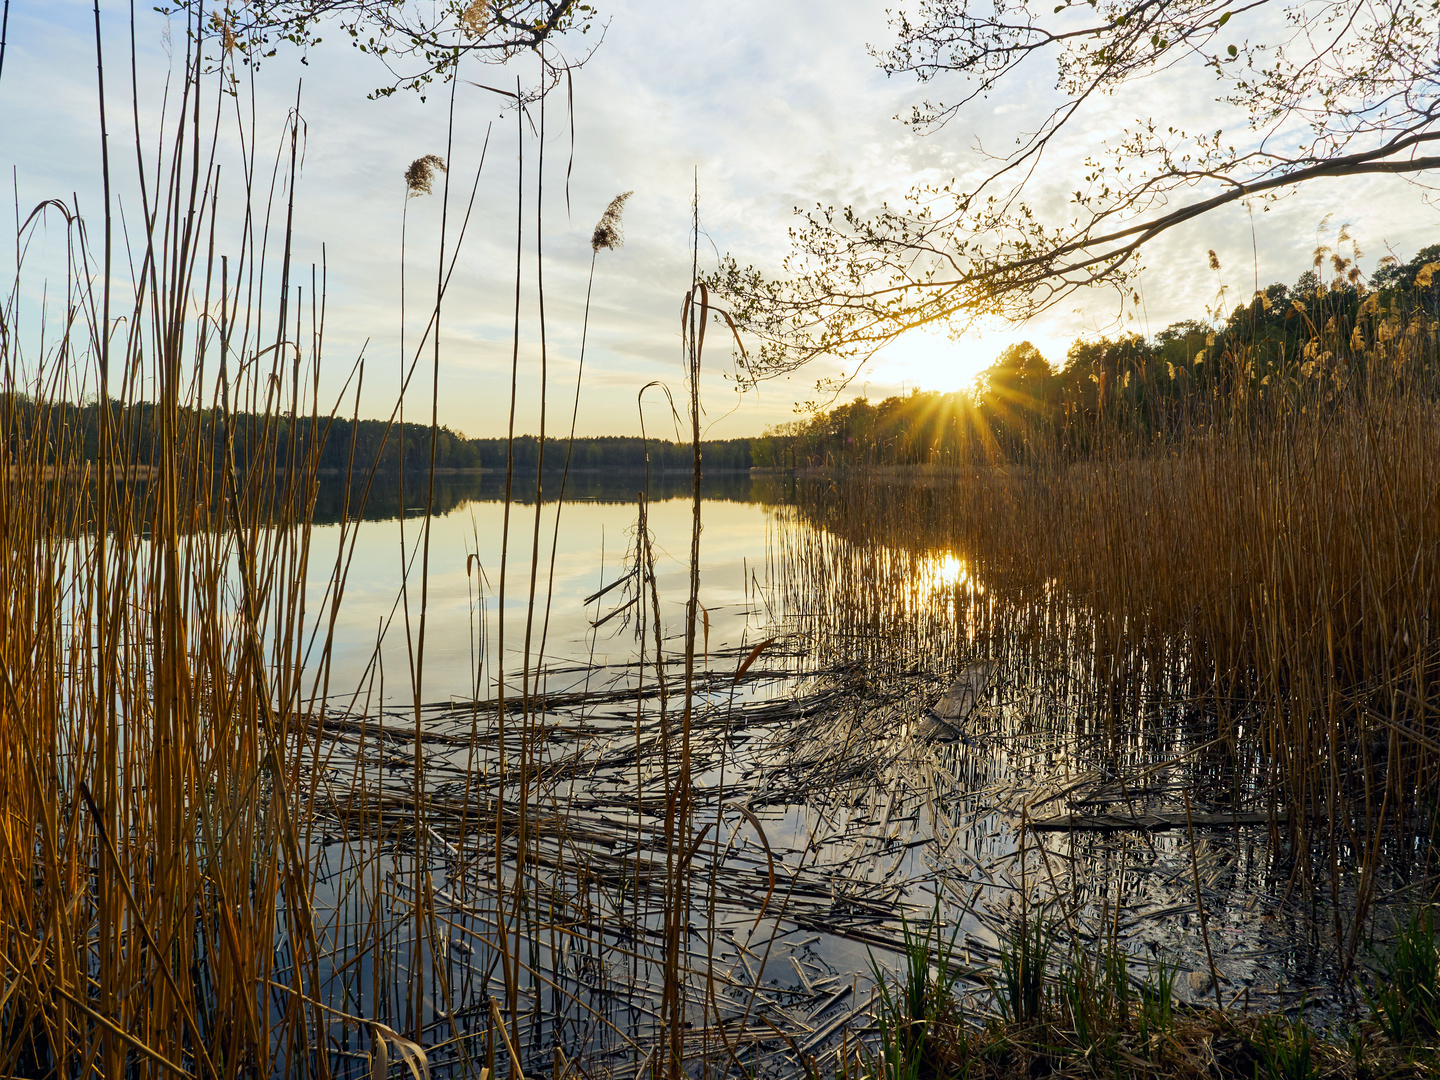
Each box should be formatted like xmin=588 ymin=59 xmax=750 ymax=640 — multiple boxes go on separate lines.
xmin=167 ymin=0 xmax=599 ymax=97
xmin=711 ymin=0 xmax=1439 ymax=386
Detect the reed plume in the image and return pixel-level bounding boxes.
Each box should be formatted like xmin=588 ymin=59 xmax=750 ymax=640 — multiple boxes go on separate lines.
xmin=404 ymin=153 xmax=447 ymax=196
xmin=591 ymin=189 xmax=633 ymax=251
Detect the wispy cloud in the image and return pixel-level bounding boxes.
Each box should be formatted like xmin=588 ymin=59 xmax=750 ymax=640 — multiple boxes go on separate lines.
xmin=2 ymin=0 xmax=1435 ymax=435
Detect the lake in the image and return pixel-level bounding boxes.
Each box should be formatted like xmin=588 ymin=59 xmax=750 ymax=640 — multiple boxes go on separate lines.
xmin=303 ymin=471 xmax=777 ymax=707
xmin=285 ymin=469 xmax=1392 ymax=1078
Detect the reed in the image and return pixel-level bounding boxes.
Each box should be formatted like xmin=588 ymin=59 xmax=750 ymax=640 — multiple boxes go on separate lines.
xmin=0 ymin=10 xmax=509 ymax=1074
xmin=0 ymin=24 xmax=341 ymax=1071
xmin=9 ymin=9 xmax=1438 ymax=1080
xmin=774 ymin=311 xmax=1440 ymax=951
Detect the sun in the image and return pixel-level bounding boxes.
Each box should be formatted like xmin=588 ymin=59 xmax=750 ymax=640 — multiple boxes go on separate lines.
xmin=865 ymin=329 xmax=993 ymax=395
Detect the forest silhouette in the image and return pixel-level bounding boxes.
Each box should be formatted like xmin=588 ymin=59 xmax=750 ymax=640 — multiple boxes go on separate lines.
xmin=751 ymin=244 xmax=1440 ymax=469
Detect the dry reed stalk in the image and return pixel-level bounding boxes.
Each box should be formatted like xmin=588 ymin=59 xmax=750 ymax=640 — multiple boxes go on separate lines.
xmin=775 ymin=317 xmax=1440 ymax=964
xmin=536 ymin=189 xmax=630 ymax=674
xmin=0 ymin=10 xmax=473 ymax=1073
xmin=494 ymin=74 xmax=525 ymax=1036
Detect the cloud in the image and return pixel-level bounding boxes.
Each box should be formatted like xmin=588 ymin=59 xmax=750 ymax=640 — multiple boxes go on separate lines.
xmin=2 ymin=1 xmax=1436 ymax=438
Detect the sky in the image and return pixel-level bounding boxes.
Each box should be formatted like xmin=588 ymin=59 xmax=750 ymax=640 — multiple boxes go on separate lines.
xmin=2 ymin=1 xmax=1437 ymax=438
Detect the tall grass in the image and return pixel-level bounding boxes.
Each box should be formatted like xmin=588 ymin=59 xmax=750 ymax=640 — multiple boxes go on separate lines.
xmin=772 ymin=313 xmax=1440 ymax=964
xmin=987 ymin=348 xmax=1438 ymax=953
xmin=0 ymin=9 xmax=496 ymax=1073
xmin=2 ymin=10 xmax=763 ymax=1076
xmin=0 ymin=34 xmax=340 ymax=1074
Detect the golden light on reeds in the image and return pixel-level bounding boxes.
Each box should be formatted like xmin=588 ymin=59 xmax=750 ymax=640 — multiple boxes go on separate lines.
xmin=918 ymin=551 xmax=968 ymax=592
xmin=775 ymin=291 xmax=1440 ymax=964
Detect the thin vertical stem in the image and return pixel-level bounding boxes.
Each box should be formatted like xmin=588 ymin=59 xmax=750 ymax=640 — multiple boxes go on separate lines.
xmin=496 ymin=72 xmax=525 ymax=1030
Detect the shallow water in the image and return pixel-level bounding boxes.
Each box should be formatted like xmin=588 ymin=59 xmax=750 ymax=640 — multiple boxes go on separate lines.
xmin=301 ymin=472 xmax=773 ymax=706
xmin=289 ymin=471 xmax=1430 ymax=1077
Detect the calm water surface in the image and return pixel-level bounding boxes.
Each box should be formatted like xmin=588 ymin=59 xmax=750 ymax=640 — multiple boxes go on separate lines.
xmin=291 ymin=471 xmax=1402 ymax=1077
xmin=305 ymin=473 xmax=774 ymax=705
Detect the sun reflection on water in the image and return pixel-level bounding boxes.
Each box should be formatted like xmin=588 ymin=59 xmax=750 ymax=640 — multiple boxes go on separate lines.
xmin=915 ymin=551 xmax=976 ymax=595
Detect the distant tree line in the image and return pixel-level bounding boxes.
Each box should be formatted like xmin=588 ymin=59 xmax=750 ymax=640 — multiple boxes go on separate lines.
xmin=1 ymin=403 xmax=755 ymax=475
xmin=8 ymin=245 xmax=1434 ymax=477
xmin=463 ymin=435 xmax=753 ymax=473
xmin=751 ymin=244 xmax=1440 ymax=469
